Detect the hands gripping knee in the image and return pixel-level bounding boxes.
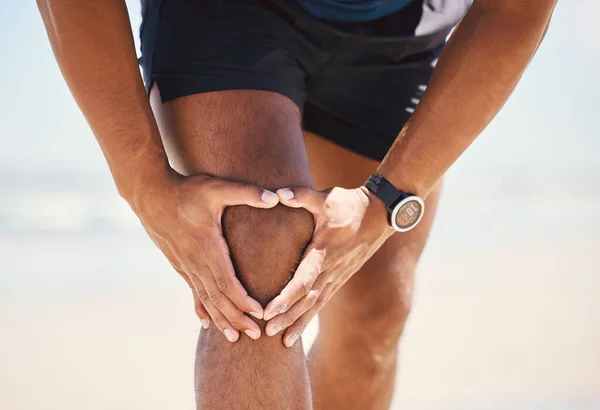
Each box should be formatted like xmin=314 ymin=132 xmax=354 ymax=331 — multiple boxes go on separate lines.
xmin=215 ymin=204 xmax=314 ymax=343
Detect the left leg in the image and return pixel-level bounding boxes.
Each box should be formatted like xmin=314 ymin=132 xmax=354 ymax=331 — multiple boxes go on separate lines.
xmin=304 ymin=132 xmax=442 ymax=410
xmin=151 ymin=88 xmax=315 ymax=409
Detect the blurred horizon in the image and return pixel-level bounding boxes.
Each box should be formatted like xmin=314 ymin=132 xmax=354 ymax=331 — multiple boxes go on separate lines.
xmin=1 ymin=1 xmax=599 ymax=409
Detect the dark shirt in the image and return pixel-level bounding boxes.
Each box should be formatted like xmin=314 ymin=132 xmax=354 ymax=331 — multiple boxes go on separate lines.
xmin=297 ymin=0 xmax=414 ymax=22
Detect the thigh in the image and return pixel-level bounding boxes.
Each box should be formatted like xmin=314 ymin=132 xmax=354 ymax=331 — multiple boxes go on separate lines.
xmin=304 ymin=131 xmax=441 ymax=316
xmin=150 ymin=86 xmax=311 ymax=188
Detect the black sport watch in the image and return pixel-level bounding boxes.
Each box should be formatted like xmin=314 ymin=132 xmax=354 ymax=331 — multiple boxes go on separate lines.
xmin=364 ymin=173 xmax=425 ymax=233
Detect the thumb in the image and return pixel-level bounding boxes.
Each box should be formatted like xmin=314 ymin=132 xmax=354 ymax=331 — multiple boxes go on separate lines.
xmin=214 ymin=180 xmax=279 ymax=208
xmin=276 ymin=187 xmax=326 ymax=215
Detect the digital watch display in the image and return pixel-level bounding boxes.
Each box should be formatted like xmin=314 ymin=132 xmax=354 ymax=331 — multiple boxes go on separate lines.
xmin=364 ymin=173 xmax=425 ymax=233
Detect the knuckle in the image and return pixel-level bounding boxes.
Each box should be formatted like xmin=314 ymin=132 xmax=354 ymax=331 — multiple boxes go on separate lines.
xmin=197 ymin=290 xmax=210 ymax=304
xmin=198 ymin=239 xmax=211 ymax=254
xmin=229 ymin=314 xmax=248 ymax=330
xmin=215 ymin=276 xmax=230 ymax=293
xmin=209 ymin=292 xmax=223 ymax=306
xmin=299 ymin=279 xmax=314 ymax=296
xmin=201 ymin=178 xmax=223 ymax=192
xmin=229 ymin=318 xmax=242 ymax=330
xmin=316 ymin=293 xmax=328 ymax=306
xmin=306 ymin=290 xmax=319 ymax=306
xmin=185 ymin=253 xmax=200 ymax=269
xmin=196 ymin=181 xmax=222 ymax=203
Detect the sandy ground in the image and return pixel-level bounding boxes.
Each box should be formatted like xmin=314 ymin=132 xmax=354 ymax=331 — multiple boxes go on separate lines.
xmin=1 ymin=238 xmax=598 ymax=410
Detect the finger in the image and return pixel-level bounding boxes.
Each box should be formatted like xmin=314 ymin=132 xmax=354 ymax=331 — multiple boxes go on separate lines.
xmin=276 ymin=187 xmax=326 ymax=215
xmin=190 ymin=274 xmax=241 ymax=343
xmin=214 ymin=180 xmax=279 ymax=208
xmin=263 ymin=246 xmax=325 ymax=320
xmin=179 ymin=268 xmax=211 ymax=330
xmin=191 ymin=284 xmax=211 ymax=330
xmin=265 ymin=277 xmax=327 ymax=337
xmin=155 ymin=236 xmax=211 ymax=329
xmin=175 ymin=265 xmax=211 ymax=329
xmin=200 ymin=274 xmax=262 ymax=341
xmin=283 ymin=282 xmax=335 ymax=347
xmin=173 ymin=247 xmax=250 ymax=340
xmin=208 ymin=235 xmax=264 ymax=319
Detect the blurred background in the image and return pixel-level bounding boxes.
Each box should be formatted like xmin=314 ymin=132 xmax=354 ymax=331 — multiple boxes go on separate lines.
xmin=1 ymin=1 xmax=598 ymax=409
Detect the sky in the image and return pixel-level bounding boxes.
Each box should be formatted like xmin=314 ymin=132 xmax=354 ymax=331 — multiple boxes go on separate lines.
xmin=0 ymin=1 xmax=598 ymax=192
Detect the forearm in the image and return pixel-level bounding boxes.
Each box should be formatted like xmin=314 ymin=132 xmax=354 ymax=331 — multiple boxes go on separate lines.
xmin=378 ymin=0 xmax=557 ymax=197
xmin=37 ymin=0 xmax=169 ymax=206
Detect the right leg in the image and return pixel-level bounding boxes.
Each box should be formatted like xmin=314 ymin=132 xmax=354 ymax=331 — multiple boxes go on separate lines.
xmin=304 ymin=132 xmax=441 ymax=410
xmin=150 ymin=87 xmax=314 ymax=409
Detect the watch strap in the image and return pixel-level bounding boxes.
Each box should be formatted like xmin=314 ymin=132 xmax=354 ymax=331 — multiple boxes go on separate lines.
xmin=364 ymin=173 xmax=411 ymax=213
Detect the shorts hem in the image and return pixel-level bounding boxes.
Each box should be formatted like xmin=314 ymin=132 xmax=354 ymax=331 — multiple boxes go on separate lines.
xmin=152 ymin=73 xmax=306 ymax=113
xmin=303 ymin=102 xmax=395 ymax=162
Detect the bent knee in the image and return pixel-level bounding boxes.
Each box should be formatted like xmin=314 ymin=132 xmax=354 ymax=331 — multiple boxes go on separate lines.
xmin=364 ymin=279 xmax=413 ymax=337
xmin=335 ymin=261 xmax=416 ymax=347
xmin=352 ymin=277 xmax=413 ymax=365
xmin=222 ymin=204 xmax=314 ymax=305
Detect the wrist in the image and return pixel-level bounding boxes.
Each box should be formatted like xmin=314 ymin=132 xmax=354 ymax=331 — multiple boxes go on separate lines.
xmin=375 ymin=167 xmax=428 ymax=200
xmin=359 ymin=186 xmax=393 ymax=234
xmin=114 ymin=146 xmax=178 ymax=214
xmin=362 ymin=173 xmax=426 ymax=233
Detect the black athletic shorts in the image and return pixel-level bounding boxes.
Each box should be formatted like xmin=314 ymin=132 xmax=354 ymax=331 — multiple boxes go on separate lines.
xmin=140 ymin=0 xmax=461 ymax=161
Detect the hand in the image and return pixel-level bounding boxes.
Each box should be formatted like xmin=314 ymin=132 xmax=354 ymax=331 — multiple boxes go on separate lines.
xmin=263 ymin=186 xmax=394 ymax=346
xmin=133 ymin=171 xmax=280 ymax=342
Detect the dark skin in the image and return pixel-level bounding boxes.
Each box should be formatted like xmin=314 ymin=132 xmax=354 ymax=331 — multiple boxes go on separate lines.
xmin=37 ymin=0 xmax=557 ymax=408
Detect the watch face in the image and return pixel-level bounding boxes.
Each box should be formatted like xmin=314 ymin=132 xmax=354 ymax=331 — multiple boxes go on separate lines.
xmin=391 ymin=197 xmax=424 ymax=232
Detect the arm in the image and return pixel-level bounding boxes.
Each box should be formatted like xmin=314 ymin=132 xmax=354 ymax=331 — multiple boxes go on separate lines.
xmin=37 ymin=0 xmax=277 ymax=342
xmin=264 ymin=0 xmax=558 ymax=345
xmin=378 ymin=0 xmax=557 ymax=197
xmin=36 ymin=0 xmax=166 ymax=203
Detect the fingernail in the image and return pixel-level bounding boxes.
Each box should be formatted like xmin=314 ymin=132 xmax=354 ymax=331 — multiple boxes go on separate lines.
xmin=249 ymin=311 xmax=263 ymax=320
xmin=224 ymin=328 xmax=237 ymax=343
xmin=201 ymin=319 xmax=210 ymax=329
xmin=277 ymin=188 xmax=294 ymax=200
xmin=285 ymin=333 xmax=299 ymax=347
xmin=261 ymin=190 xmax=278 ymax=205
xmin=244 ymin=329 xmax=260 ymax=340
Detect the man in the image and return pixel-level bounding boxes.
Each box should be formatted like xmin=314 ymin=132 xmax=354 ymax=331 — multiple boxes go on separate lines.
xmin=37 ymin=0 xmax=557 ymax=408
